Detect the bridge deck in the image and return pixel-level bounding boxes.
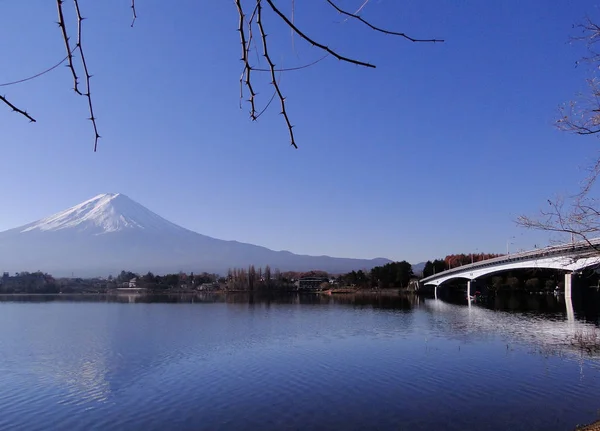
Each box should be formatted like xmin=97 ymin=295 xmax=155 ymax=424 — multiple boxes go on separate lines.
xmin=421 ymin=238 xmax=600 ymax=284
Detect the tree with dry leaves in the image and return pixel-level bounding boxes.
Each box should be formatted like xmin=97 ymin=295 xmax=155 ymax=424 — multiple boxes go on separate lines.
xmin=518 ymin=18 xmax=600 ymax=248
xmin=1 ymin=0 xmax=442 ymax=151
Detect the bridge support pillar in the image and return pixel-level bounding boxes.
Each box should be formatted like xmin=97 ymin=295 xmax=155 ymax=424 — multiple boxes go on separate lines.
xmin=564 ymin=273 xmax=573 ymax=298
xmin=434 ymin=284 xmax=438 ymax=299
xmin=466 ymin=280 xmax=472 ymax=307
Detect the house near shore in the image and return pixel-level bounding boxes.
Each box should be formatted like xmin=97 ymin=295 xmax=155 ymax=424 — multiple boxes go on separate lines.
xmin=121 ymin=277 xmax=137 ymax=288
xmin=295 ymin=276 xmax=330 ymax=291
xmin=198 ymin=282 xmax=219 ymax=291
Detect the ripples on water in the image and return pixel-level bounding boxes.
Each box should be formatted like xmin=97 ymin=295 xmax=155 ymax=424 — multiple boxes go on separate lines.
xmin=0 ymin=292 xmax=598 ymax=431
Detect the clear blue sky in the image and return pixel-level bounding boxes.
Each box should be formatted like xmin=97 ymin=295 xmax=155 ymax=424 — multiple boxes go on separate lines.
xmin=0 ymin=0 xmax=598 ymax=263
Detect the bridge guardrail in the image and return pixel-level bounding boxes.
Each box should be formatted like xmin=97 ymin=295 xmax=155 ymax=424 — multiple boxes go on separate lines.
xmin=421 ymin=238 xmax=600 ymax=283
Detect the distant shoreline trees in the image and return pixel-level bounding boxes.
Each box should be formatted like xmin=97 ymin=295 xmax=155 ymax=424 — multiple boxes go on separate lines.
xmin=422 ymin=253 xmax=503 ymax=278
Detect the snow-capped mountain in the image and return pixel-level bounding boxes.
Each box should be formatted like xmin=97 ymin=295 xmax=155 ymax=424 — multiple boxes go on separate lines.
xmin=0 ymin=193 xmax=392 ymax=276
xmin=21 ymin=193 xmax=188 ymax=235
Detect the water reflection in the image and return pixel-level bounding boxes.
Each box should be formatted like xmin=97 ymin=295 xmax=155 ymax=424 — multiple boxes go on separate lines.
xmin=0 ymin=290 xmax=597 ymax=319
xmin=0 ymin=291 xmax=599 ymax=431
xmin=1 ymin=291 xmax=597 ymax=360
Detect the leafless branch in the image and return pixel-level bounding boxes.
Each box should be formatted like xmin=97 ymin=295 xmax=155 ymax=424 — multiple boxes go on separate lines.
xmin=290 ymin=0 xmax=296 ymax=54
xmin=255 ymin=64 xmax=283 ymax=120
xmin=353 ymin=0 xmax=371 ymax=16
xmin=0 ymin=95 xmax=36 ymax=122
xmin=325 ymin=0 xmax=444 ymax=43
xmin=0 ymin=51 xmax=73 ymax=87
xmin=577 ymin=156 xmax=600 ymax=198
xmin=6 ymin=1 xmax=443 ymax=151
xmin=557 ymin=79 xmax=600 ymax=137
xmin=517 ymin=197 xmax=600 ymax=252
xmin=264 ymin=0 xmax=376 ymax=68
xmin=520 ymin=18 xmax=600 ymax=246
xmin=56 ymin=0 xmax=79 ymax=94
xmin=257 ymin=1 xmax=296 ymax=148
xmin=255 ymin=89 xmax=277 ymax=120
xmin=252 ymin=54 xmax=328 ymax=72
xmin=73 ymin=0 xmax=100 ymax=151
xmin=246 ymin=2 xmax=261 ymax=65
xmin=131 ymin=0 xmax=137 ymax=27
xmin=236 ymin=0 xmax=257 ymax=120
xmin=573 ymin=17 xmax=600 ymax=65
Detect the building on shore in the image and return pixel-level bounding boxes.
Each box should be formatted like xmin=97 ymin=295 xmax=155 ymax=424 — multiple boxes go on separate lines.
xmin=295 ymin=276 xmax=330 ymax=291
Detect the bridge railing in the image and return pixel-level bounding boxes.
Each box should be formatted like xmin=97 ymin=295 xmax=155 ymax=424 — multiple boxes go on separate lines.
xmin=421 ymin=237 xmax=600 ymax=283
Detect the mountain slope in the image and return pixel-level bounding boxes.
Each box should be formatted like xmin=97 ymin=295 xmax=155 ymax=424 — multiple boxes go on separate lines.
xmin=0 ymin=193 xmax=392 ymax=276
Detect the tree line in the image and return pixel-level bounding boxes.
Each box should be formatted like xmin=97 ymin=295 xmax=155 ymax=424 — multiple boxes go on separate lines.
xmin=422 ymin=253 xmax=503 ymax=278
xmin=111 ymin=261 xmax=416 ymax=292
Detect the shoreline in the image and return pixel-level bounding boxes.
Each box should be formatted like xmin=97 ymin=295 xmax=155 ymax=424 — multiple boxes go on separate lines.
xmin=577 ymin=421 xmax=600 ymax=430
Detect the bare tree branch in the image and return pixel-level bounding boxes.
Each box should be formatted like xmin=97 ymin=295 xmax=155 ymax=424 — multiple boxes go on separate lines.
xmin=573 ymin=17 xmax=600 ymax=64
xmin=325 ymin=0 xmax=444 ymax=43
xmin=131 ymin=0 xmax=137 ymax=28
xmin=257 ymin=0 xmax=296 ymax=148
xmin=264 ymin=0 xmax=376 ymax=68
xmin=0 ymin=51 xmax=72 ymax=87
xmin=557 ymin=79 xmax=600 ymax=137
xmin=73 ymin=0 xmax=100 ymax=151
xmin=517 ymin=196 xmax=600 ymax=252
xmin=255 ymin=63 xmax=283 ymax=120
xmin=520 ymin=17 xmax=600 ymax=248
xmin=290 ymin=0 xmax=296 ymax=54
xmin=235 ymin=0 xmax=258 ymax=120
xmin=252 ymin=54 xmax=328 ymax=72
xmin=6 ymin=1 xmax=443 ymax=151
xmin=353 ymin=0 xmax=371 ymax=16
xmin=246 ymin=2 xmax=261 ymax=65
xmin=56 ymin=0 xmax=79 ymax=94
xmin=0 ymin=95 xmax=36 ymax=122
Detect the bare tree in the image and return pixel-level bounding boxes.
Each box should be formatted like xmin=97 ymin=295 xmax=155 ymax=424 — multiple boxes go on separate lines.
xmin=1 ymin=0 xmax=442 ymax=151
xmin=248 ymin=265 xmax=257 ymax=291
xmin=517 ymin=18 xmax=600 ymax=248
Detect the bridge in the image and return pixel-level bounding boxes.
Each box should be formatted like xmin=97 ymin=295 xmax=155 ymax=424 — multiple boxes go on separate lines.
xmin=421 ymin=238 xmax=600 ymax=298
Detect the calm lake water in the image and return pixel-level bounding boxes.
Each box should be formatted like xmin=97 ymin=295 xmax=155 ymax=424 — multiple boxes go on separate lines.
xmin=1 ymin=292 xmax=599 ymax=431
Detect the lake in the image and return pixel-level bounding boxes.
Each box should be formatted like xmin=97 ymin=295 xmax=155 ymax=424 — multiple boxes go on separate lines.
xmin=0 ymin=292 xmax=599 ymax=430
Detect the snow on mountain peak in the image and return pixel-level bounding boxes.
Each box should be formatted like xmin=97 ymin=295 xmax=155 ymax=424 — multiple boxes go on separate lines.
xmin=20 ymin=193 xmax=184 ymax=235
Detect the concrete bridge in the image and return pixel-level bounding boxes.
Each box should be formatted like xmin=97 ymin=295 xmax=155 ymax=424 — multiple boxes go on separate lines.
xmin=421 ymin=238 xmax=600 ymax=299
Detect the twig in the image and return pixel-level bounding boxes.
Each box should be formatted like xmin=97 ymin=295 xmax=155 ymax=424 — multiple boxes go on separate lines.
xmin=291 ymin=0 xmax=297 ymax=56
xmin=257 ymin=1 xmax=297 ymax=148
xmin=131 ymin=0 xmax=137 ymax=27
xmin=325 ymin=0 xmax=444 ymax=43
xmin=236 ymin=0 xmax=257 ymax=120
xmin=0 ymin=95 xmax=36 ymax=122
xmin=255 ymin=89 xmax=277 ymax=120
xmin=264 ymin=0 xmax=376 ymax=68
xmin=56 ymin=0 xmax=80 ymax=93
xmin=246 ymin=2 xmax=261 ymax=65
xmin=256 ymin=64 xmax=283 ymax=120
xmin=0 ymin=50 xmax=73 ymax=87
xmin=246 ymin=3 xmax=261 ymax=78
xmin=252 ymin=53 xmax=328 ymax=72
xmin=353 ymin=0 xmax=370 ymax=16
xmin=517 ymin=197 xmax=600 ymax=253
xmin=73 ymin=0 xmax=100 ymax=151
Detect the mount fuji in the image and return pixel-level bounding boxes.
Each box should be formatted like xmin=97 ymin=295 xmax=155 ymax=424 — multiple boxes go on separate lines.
xmin=0 ymin=193 xmax=391 ymax=276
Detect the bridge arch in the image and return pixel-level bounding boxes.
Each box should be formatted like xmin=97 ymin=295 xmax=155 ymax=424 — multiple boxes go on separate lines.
xmin=422 ymin=255 xmax=600 ymax=288
xmin=422 ymin=253 xmax=600 ymax=301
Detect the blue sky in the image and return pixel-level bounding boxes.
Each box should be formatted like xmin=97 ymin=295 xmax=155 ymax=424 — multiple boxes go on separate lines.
xmin=0 ymin=0 xmax=598 ymax=263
